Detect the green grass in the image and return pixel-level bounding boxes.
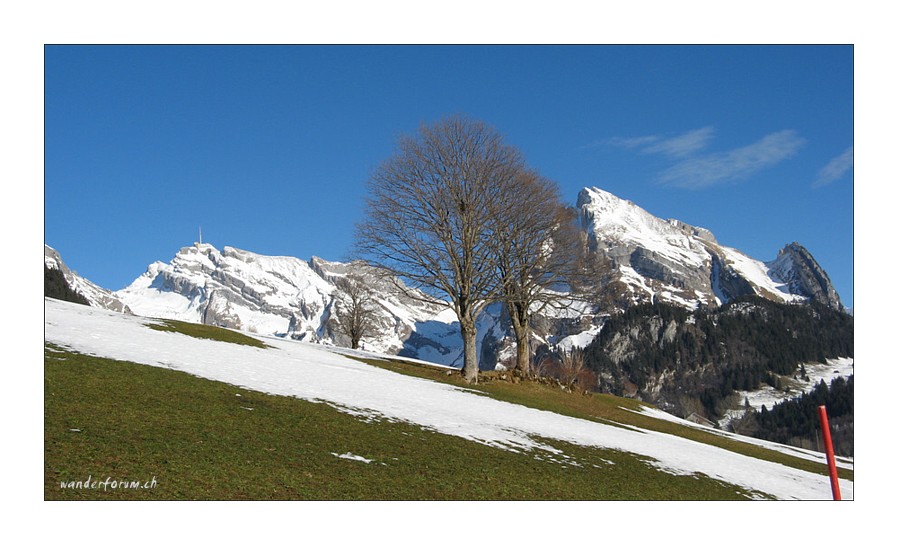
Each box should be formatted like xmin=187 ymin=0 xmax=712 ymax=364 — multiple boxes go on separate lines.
xmin=354 ymin=357 xmax=853 ymax=482
xmin=147 ymin=318 xmax=272 ymax=349
xmin=45 ymin=343 xmax=766 ymax=500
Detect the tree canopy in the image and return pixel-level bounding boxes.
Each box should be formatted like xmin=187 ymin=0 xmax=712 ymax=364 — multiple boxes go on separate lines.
xmin=355 ymin=115 xmax=528 ymax=382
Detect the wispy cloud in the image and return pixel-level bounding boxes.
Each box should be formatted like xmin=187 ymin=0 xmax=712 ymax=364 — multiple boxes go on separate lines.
xmin=595 ymin=127 xmax=806 ymax=190
xmin=586 ymin=135 xmax=660 ymax=150
xmin=643 ymin=126 xmax=715 ymax=158
xmin=657 ymin=130 xmax=806 ymax=190
xmin=813 ymin=146 xmax=853 ymax=188
xmin=600 ymin=127 xmax=714 ymax=157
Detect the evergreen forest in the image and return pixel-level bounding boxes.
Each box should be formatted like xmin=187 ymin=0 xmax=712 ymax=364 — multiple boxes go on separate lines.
xmin=44 ymin=266 xmax=89 ymax=306
xmin=581 ymin=296 xmax=854 ymax=433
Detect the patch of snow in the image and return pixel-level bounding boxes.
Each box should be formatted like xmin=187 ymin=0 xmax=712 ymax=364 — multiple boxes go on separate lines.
xmin=331 ymin=452 xmax=377 ymax=464
xmin=719 ymin=246 xmax=805 ymax=304
xmin=556 ymin=324 xmax=603 ymax=351
xmin=627 ymin=405 xmax=854 ymax=467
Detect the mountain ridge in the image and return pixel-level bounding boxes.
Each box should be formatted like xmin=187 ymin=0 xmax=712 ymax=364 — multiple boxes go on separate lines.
xmin=45 ymin=186 xmax=847 ymax=368
xmin=115 ymin=243 xmax=455 ymax=357
xmin=577 ymin=187 xmax=844 ymax=312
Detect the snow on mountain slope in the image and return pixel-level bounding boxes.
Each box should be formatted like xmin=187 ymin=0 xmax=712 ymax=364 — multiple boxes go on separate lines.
xmin=44 ymin=245 xmax=131 ymax=313
xmin=115 ymin=243 xmax=489 ymax=365
xmin=577 ymin=187 xmax=836 ymax=310
xmin=44 ymin=297 xmax=852 ymax=500
xmin=50 ymin=186 xmax=843 ymax=375
xmin=579 ymin=186 xmax=711 ymax=271
xmin=117 ymin=244 xmax=336 ymax=337
xmin=717 ymin=245 xmax=804 ymax=303
xmin=719 ymin=357 xmax=855 ymax=430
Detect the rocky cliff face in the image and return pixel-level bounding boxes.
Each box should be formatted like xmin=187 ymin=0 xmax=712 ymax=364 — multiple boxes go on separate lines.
xmin=576 ymin=187 xmax=844 ymax=312
xmin=767 ymin=242 xmax=844 ymax=311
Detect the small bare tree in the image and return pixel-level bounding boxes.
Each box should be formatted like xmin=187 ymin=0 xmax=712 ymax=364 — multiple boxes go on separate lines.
xmin=355 ymin=115 xmax=525 ymax=382
xmin=537 ymin=348 xmax=595 ymax=392
xmin=332 ymin=274 xmax=377 ymax=350
xmin=557 ymin=347 xmax=587 ymax=388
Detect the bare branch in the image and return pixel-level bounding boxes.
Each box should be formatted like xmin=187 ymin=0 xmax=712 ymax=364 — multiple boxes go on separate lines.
xmin=331 ymin=274 xmax=378 ymax=350
xmin=491 ymin=170 xmax=587 ymax=375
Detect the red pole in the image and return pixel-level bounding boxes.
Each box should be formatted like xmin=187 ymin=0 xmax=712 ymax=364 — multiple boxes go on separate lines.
xmin=817 ymin=405 xmax=842 ymax=500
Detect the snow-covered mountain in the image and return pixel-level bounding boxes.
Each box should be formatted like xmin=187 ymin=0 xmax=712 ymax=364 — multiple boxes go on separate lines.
xmin=47 ymin=186 xmax=845 ymax=369
xmin=44 ymin=245 xmax=131 ymax=313
xmin=114 ymin=243 xmax=508 ymax=367
xmin=577 ymin=187 xmax=844 ymax=312
xmin=112 ymin=243 xmax=602 ymax=369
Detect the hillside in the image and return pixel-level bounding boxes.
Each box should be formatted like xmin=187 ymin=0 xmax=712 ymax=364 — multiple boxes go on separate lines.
xmin=582 ymin=297 xmax=853 ymax=429
xmin=44 ymin=297 xmax=853 ymax=500
xmin=44 ymin=265 xmax=89 ymax=306
xmin=44 ymin=245 xmax=131 ymax=312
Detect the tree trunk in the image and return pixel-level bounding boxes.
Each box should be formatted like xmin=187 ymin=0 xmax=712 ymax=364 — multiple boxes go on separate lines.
xmin=460 ymin=316 xmax=479 ymax=383
xmin=514 ymin=326 xmax=531 ymax=376
xmin=508 ymin=302 xmax=531 ymax=376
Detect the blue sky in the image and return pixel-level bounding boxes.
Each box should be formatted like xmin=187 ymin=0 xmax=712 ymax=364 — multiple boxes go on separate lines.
xmin=44 ymin=45 xmax=853 ymax=308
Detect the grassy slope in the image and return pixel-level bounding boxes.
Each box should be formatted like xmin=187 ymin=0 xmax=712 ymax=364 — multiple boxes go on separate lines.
xmin=44 ymin=318 xmax=847 ymax=500
xmin=360 ymin=358 xmax=854 ymax=482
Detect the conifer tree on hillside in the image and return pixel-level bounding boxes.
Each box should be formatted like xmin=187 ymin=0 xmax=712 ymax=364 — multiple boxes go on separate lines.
xmin=581 ymin=297 xmax=853 ymax=420
xmin=44 ymin=266 xmax=89 ymax=306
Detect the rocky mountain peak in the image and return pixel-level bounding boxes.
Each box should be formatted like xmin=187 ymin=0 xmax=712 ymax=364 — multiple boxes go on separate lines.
xmin=113 ymin=243 xmax=462 ymax=359
xmin=575 ymin=187 xmax=843 ymax=312
xmin=767 ymin=242 xmax=844 ymax=311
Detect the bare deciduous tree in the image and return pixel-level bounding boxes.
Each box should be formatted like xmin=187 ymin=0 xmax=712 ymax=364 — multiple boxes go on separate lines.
xmin=332 ymin=273 xmax=377 ymax=350
xmin=537 ymin=347 xmax=595 ymax=392
xmin=557 ymin=347 xmax=587 ymax=388
xmin=493 ymin=170 xmax=587 ymax=376
xmin=354 ymin=115 xmax=525 ymax=383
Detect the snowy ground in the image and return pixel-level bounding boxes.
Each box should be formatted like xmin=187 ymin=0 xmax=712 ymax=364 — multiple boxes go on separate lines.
xmin=44 ymin=298 xmax=853 ymax=500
